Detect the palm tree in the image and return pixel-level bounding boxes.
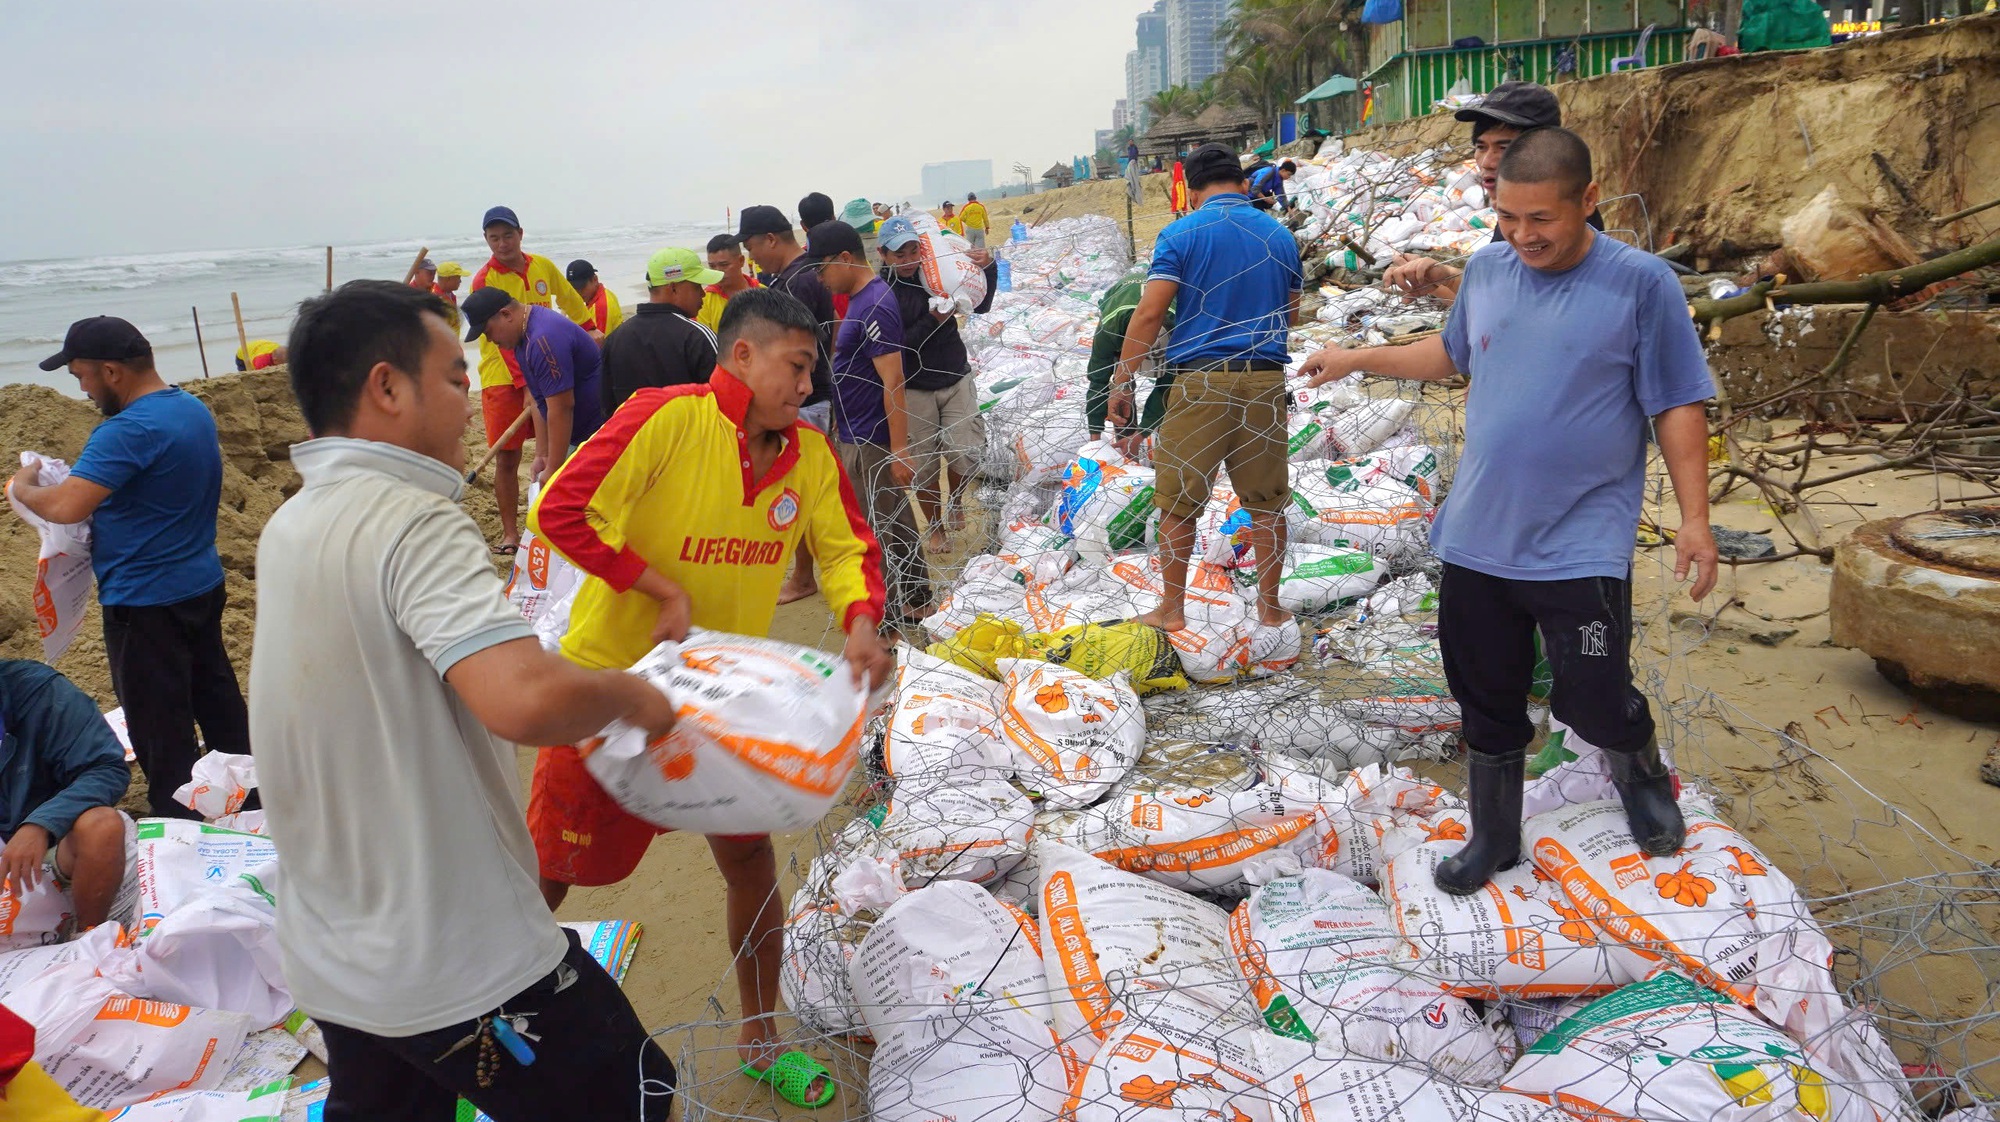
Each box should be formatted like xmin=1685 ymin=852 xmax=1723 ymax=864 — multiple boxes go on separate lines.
xmin=1219 ymin=51 xmax=1290 ymax=133
xmin=1144 ymin=85 xmax=1197 ymax=122
xmin=1218 ymin=0 xmax=1366 ymax=121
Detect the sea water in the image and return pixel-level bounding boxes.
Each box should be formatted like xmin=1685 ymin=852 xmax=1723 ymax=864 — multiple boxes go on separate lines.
xmin=1 ymin=220 xmax=717 ymax=395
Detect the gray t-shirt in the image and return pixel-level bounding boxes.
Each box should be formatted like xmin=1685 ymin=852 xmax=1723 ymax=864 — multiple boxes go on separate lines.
xmin=250 ymin=437 xmax=563 ymax=1037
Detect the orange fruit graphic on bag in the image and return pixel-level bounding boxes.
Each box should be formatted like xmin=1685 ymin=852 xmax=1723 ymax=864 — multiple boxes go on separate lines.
xmin=1034 ymin=684 xmax=1070 ymax=713
xmin=1655 ymin=862 xmax=1716 ymax=907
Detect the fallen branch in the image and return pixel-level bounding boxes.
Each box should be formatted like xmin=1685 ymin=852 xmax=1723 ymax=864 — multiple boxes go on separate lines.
xmin=1688 ymin=234 xmax=2000 ymax=326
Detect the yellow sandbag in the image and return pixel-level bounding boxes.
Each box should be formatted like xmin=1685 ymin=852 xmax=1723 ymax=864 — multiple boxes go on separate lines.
xmin=927 ymin=614 xmax=1032 ymax=679
xmin=1027 ymin=621 xmax=1189 ymax=695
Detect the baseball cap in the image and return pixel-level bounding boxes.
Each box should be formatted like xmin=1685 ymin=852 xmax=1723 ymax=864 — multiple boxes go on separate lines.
xmin=481 ymin=205 xmax=522 ymax=231
xmin=39 ymin=316 xmax=152 ymax=371
xmin=565 ymin=259 xmax=597 ymax=287
xmin=734 ymin=205 xmax=792 ymax=244
xmin=1183 ymin=143 xmax=1245 ymax=189
xmin=435 ymin=261 xmax=470 ymax=278
xmin=645 ymin=247 xmax=724 ymax=288
xmin=459 ymin=287 xmax=515 ymax=342
xmin=804 ymin=220 xmax=866 ymax=261
xmin=414 ymin=257 xmax=437 ymax=274
xmin=1453 ymin=81 xmax=1562 ymax=131
xmin=877 ymin=216 xmax=922 ymax=252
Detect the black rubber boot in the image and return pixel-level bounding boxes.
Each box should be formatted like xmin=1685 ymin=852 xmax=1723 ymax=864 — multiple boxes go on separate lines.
xmin=1607 ymin=735 xmax=1685 ymax=857
xmin=1434 ymin=748 xmax=1525 ymax=897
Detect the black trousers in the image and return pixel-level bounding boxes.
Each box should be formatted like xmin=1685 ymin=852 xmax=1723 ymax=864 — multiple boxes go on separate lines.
xmin=319 ymin=930 xmax=676 ymax=1121
xmin=1438 ymin=563 xmax=1655 ymax=757
xmin=101 ymin=582 xmax=250 ymax=819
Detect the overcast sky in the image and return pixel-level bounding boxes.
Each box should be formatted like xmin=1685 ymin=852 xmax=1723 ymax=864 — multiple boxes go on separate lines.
xmin=0 ymin=1 xmax=1136 ymax=262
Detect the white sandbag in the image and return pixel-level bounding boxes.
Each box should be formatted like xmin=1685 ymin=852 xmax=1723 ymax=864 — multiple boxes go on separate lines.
xmin=1057 ymin=453 xmax=1158 ymax=563
xmin=997 ymin=521 xmax=1071 ymax=559
xmin=1520 ymin=718 xmax=1620 ymax=819
xmin=923 ymin=555 xmax=1034 ymax=642
xmin=1062 ymin=988 xmax=1275 ymax=1122
xmin=1377 ymin=443 xmax=1442 ymax=503
xmin=903 ymin=211 xmax=990 ymax=312
xmin=995 ymin=660 xmax=1142 ymax=809
xmin=1289 ymin=373 xmax=1369 ymax=414
xmin=1020 ymin=566 xmax=1132 ymax=634
xmin=1530 ymin=798 xmax=1857 ymax=1044
xmin=1038 ymin=783 xmax=1325 ymax=895
xmin=1288 ymin=408 xmax=1336 ymax=463
xmin=882 ymin=648 xmax=1011 ymax=792
xmin=850 ymin=879 xmax=1047 ymax=1035
xmin=103 ymin=1074 xmax=291 ymax=1121
xmin=1257 ymin=1043 xmax=1565 ymax=1122
xmin=1381 ymin=839 xmax=1646 ymax=1000
xmin=1262 ymin=760 xmax=1458 ymax=885
xmin=172 ymin=752 xmax=257 ymax=820
xmin=1166 ymin=597 xmax=1251 ymax=685
xmin=1278 ymin=542 xmax=1383 ymax=615
xmin=579 ymin=630 xmax=866 ymax=833
xmin=6 ymin=451 xmax=95 ymax=660
xmin=1287 ymin=471 xmax=1430 ymax=561
xmin=1229 ymin=870 xmax=1508 ymax=1083
xmin=505 ymin=484 xmax=581 ymax=629
xmin=208 ymin=811 xmax=266 ymax=835
xmin=1102 ymin=554 xmax=1243 ymax=617
xmin=0 ymin=939 xmax=87 ymax=1000
xmin=103 ymin=860 xmax=289 ymax=1026
xmin=1194 ymin=488 xmax=1256 ymax=568
xmin=0 ymin=868 xmax=76 ymax=950
xmin=1501 ymin=971 xmax=1913 ymax=1122
xmin=9 ymin=924 xmax=254 ymax=1109
xmin=779 ymin=871 xmax=873 ymax=1038
xmin=878 ymin=780 xmax=1033 ymax=888
xmin=1037 ymin=841 xmax=1255 ymax=1041
xmin=134 ymin=819 xmax=277 ymax=938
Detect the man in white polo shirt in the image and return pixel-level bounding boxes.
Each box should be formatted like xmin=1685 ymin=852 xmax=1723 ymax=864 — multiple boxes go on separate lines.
xmin=251 ymin=279 xmax=677 ymax=1121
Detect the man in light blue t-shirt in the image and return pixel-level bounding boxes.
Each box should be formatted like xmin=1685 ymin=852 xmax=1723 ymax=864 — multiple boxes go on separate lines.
xmin=9 ymin=317 xmax=249 ymax=821
xmin=1299 ymin=127 xmax=1719 ymax=897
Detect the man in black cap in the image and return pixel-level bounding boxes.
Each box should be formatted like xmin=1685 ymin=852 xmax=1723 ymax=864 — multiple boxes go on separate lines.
xmin=567 ymin=259 xmax=624 ymax=337
xmin=1383 ymin=80 xmax=1601 ymax=303
xmin=9 ymin=318 xmax=249 ymax=819
xmin=737 ymin=203 xmax=838 ymax=604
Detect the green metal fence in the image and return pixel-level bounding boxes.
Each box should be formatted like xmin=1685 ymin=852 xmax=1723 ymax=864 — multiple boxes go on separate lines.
xmin=1363 ymin=28 xmax=1691 ymax=122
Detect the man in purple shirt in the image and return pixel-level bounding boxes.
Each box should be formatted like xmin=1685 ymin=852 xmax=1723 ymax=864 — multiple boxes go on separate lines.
xmin=464 ymin=288 xmax=607 ymax=486
xmin=810 ymin=220 xmax=930 ymax=624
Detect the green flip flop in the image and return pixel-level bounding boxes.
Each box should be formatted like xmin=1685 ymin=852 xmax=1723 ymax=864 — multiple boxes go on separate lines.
xmin=741 ymin=1050 xmax=837 ymax=1109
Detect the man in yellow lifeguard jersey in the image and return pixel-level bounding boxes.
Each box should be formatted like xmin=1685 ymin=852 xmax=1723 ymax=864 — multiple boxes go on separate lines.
xmin=524 ymin=286 xmax=891 ymax=1108
xmin=470 ymin=205 xmax=593 ymax=554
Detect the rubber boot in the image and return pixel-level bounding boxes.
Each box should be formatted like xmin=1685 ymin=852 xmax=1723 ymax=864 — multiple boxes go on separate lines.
xmin=1607 ymin=735 xmax=1685 ymax=857
xmin=1434 ymin=748 xmax=1525 ymax=897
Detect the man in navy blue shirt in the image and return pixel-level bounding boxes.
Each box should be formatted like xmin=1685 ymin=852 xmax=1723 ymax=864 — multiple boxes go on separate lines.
xmin=1249 ymin=159 xmax=1296 ymax=211
xmin=1109 ymin=143 xmax=1304 ymax=677
xmin=11 ymin=317 xmax=248 ymax=820
xmin=1301 ymin=128 xmax=1719 ymax=896
xmin=463 ymin=288 xmax=608 ymax=487
xmin=0 ymin=659 xmax=130 ymax=933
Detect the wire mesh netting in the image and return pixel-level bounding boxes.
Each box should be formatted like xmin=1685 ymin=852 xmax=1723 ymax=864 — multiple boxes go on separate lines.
xmin=638 ymin=148 xmax=1999 ymax=1122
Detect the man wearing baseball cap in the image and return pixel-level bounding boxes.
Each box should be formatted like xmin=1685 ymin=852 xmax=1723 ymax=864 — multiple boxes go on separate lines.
xmin=1384 ymin=81 xmax=1602 ymax=303
xmin=462 ymin=287 xmax=607 ymax=486
xmin=600 ymin=248 xmax=721 ymax=413
xmin=9 ymin=318 xmax=250 ymax=820
xmin=567 ymin=259 xmax=625 ymax=337
xmin=433 ymin=261 xmax=469 ymax=332
xmin=470 ymin=206 xmax=594 ymax=554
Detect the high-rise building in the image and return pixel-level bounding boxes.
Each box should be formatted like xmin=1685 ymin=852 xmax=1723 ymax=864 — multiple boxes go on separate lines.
xmin=1166 ymin=0 xmax=1232 ymax=88
xmin=1112 ymin=98 xmax=1129 ymax=133
xmin=1126 ymin=1 xmax=1169 ymax=131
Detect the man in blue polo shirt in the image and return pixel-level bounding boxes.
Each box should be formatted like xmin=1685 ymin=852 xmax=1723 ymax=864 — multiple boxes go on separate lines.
xmin=811 ymin=219 xmax=931 ymax=624
xmin=462 ymin=288 xmax=607 ymax=487
xmin=1109 ymin=143 xmax=1304 ymax=676
xmin=10 ymin=317 xmax=249 ymax=820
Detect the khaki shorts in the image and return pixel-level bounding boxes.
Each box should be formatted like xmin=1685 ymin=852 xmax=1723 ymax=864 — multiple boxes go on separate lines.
xmin=967 ymin=227 xmax=988 ymax=250
xmin=905 ymin=377 xmax=985 ymax=489
xmin=1153 ymin=365 xmax=1290 ymax=522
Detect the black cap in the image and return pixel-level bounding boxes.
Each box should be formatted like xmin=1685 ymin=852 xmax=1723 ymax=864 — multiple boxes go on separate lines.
xmin=1453 ymin=81 xmax=1562 ymax=131
xmin=39 ymin=316 xmax=152 ymax=371
xmin=1182 ymin=143 xmax=1245 ymax=190
xmin=459 ymin=287 xmax=515 ymax=342
xmin=804 ymin=220 xmax=866 ymax=261
xmin=735 ymin=205 xmax=792 ymax=244
xmin=565 ymin=259 xmax=597 ymax=287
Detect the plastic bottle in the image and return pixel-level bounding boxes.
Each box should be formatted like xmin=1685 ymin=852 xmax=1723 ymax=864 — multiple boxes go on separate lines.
xmin=996 ymin=258 xmax=1013 ymax=293
xmin=1011 ymin=219 xmax=1029 ymax=242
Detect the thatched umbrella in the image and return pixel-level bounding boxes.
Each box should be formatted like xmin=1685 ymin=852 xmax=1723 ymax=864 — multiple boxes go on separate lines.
xmin=1138 ymin=112 xmax=1201 ymax=157
xmin=1193 ymin=102 xmax=1265 ymax=147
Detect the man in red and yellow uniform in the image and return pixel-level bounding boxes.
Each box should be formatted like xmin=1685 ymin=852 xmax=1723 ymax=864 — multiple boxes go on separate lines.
xmin=470 ymin=205 xmax=594 ymax=553
xmin=526 ymin=286 xmax=891 ymax=1102
xmin=566 ymin=258 xmax=625 ymax=336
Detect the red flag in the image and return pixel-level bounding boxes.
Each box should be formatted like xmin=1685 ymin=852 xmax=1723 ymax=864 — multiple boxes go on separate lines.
xmin=1170 ymin=161 xmax=1189 ymax=214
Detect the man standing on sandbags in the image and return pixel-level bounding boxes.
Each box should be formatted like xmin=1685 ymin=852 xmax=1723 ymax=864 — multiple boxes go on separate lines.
xmin=1299 ymin=127 xmax=1718 ymax=895
xmin=1107 ymin=142 xmax=1305 ymax=676
xmin=525 ymin=287 xmax=891 ymax=1109
xmin=12 ymin=317 xmax=250 ymax=820
xmin=254 ymin=280 xmax=679 ymax=1119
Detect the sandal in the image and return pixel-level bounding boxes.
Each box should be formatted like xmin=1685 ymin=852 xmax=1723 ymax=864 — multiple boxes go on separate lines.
xmin=492 ymin=541 xmax=519 ymax=556
xmin=741 ymin=1050 xmax=836 ymax=1109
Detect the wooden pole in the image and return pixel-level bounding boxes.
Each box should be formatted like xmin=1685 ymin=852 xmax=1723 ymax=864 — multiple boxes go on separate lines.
xmin=229 ymin=292 xmax=250 ymax=371
xmin=402 ymin=246 xmax=430 ymax=287
xmin=191 ymin=307 xmax=211 ymax=379
xmin=325 ymin=246 xmax=334 ymax=290
xmin=463 ymin=409 xmax=534 ymax=483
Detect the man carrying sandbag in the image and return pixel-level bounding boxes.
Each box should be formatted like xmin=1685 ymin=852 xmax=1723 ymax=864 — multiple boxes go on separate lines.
xmin=252 ymin=280 xmax=679 ymax=1120
xmin=527 ymin=286 xmax=892 ymax=1109
xmin=1299 ymin=128 xmax=1718 ymax=896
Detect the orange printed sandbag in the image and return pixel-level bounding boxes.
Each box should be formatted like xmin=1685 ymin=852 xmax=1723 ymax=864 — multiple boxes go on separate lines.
xmin=579 ymin=630 xmax=867 ymax=834
xmin=1037 ymin=784 xmax=1326 ymax=894
xmin=1061 ymin=987 xmax=1278 ymax=1122
xmin=5 ymin=453 xmax=95 ymax=661
xmin=995 ymin=659 xmax=1142 ymax=809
